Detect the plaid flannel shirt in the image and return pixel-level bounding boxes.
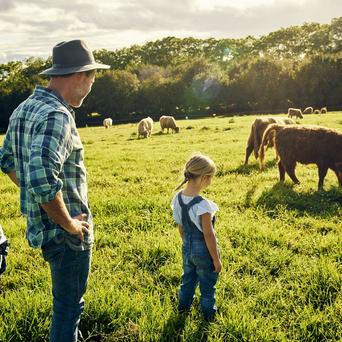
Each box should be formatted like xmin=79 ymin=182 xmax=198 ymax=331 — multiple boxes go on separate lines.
xmin=0 ymin=86 xmax=93 ymax=249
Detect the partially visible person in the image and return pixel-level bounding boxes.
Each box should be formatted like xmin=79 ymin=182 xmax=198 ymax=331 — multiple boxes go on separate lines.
xmin=171 ymin=153 xmax=222 ymax=322
xmin=0 ymin=224 xmax=9 ymax=277
xmin=0 ymin=39 xmax=110 ymax=341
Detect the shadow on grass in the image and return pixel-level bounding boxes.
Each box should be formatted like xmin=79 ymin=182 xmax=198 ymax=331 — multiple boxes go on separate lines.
xmin=256 ymin=182 xmax=342 ymax=218
xmin=153 ymin=131 xmax=164 ymax=136
xmin=245 ymin=185 xmax=257 ymax=208
xmin=187 ymin=321 xmax=210 ymax=342
xmin=160 ymin=312 xmax=187 ymax=342
xmin=217 ymin=160 xmax=277 ymax=177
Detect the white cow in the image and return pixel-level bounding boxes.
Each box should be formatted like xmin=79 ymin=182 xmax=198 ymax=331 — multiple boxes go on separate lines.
xmin=138 ymin=117 xmax=153 ymax=138
xmin=103 ymin=118 xmax=113 ymax=128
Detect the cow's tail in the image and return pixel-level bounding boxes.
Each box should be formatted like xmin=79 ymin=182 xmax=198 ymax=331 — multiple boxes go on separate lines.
xmin=259 ymin=124 xmax=282 ymax=170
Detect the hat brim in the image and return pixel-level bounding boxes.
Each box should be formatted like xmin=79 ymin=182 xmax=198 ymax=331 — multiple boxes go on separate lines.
xmin=39 ymin=62 xmax=110 ymax=76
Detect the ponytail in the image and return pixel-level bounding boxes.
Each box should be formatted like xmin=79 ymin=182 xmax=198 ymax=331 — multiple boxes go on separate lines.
xmin=174 ymin=171 xmax=195 ymax=190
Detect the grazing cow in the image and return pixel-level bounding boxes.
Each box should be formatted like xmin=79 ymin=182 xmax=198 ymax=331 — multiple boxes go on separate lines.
xmin=137 ymin=118 xmax=152 ymax=138
xmin=159 ymin=116 xmax=179 ymax=133
xmin=103 ymin=118 xmax=113 ymax=128
xmin=288 ymin=108 xmax=303 ymax=119
xmin=321 ymin=107 xmax=327 ymax=114
xmin=244 ymin=117 xmax=296 ymax=165
xmin=259 ymin=124 xmax=342 ymax=190
xmin=303 ymin=107 xmax=313 ymax=114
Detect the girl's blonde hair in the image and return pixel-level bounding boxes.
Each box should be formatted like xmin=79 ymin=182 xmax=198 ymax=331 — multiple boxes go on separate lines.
xmin=175 ymin=153 xmax=216 ymax=190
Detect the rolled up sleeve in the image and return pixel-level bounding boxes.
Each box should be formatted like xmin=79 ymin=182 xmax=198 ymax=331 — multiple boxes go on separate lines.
xmin=0 ymin=131 xmax=15 ymax=174
xmin=28 ymin=112 xmax=72 ymax=203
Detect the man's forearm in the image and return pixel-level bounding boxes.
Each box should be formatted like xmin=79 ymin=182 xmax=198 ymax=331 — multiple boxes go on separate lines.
xmin=7 ymin=171 xmax=19 ymax=187
xmin=40 ymin=191 xmax=73 ymax=232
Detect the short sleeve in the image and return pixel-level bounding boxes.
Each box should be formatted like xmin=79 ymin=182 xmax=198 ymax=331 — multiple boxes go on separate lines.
xmin=170 ymin=194 xmax=177 ymax=211
xmin=170 ymin=193 xmax=182 ymax=225
xmin=0 ymin=224 xmax=6 ymax=244
xmin=197 ymin=199 xmax=219 ymax=217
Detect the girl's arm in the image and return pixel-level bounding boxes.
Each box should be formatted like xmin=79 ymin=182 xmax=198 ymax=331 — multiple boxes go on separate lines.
xmin=201 ymin=213 xmax=222 ymax=273
xmin=178 ymin=224 xmax=184 ymax=241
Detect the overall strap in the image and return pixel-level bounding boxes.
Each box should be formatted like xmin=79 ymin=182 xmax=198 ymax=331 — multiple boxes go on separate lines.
xmin=177 ymin=192 xmax=203 ymax=210
xmin=177 ymin=192 xmax=204 ymax=235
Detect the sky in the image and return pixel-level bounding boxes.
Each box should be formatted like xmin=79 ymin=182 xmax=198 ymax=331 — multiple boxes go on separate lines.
xmin=0 ymin=0 xmax=341 ymax=63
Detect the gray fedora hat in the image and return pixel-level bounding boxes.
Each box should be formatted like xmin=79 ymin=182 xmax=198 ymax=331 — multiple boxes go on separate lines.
xmin=40 ymin=39 xmax=110 ymax=75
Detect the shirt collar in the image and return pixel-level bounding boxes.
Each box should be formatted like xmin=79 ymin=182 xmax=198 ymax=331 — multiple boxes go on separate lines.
xmin=34 ymin=86 xmax=75 ymax=118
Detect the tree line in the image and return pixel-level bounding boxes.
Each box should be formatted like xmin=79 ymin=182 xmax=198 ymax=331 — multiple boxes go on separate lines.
xmin=0 ymin=17 xmax=341 ymax=129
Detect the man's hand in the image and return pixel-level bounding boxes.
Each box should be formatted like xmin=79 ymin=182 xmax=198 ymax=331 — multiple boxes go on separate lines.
xmin=7 ymin=171 xmax=19 ymax=187
xmin=65 ymin=214 xmax=89 ymax=241
xmin=41 ymin=192 xmax=90 ymax=241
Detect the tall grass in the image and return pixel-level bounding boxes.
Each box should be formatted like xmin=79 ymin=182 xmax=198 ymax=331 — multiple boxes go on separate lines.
xmin=0 ymin=113 xmax=341 ymax=341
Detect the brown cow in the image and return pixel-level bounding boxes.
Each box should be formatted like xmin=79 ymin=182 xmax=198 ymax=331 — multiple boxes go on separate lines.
xmin=244 ymin=117 xmax=296 ymax=165
xmin=159 ymin=115 xmax=179 ymax=133
xmin=288 ymin=108 xmax=303 ymax=119
xmin=259 ymin=124 xmax=342 ymax=190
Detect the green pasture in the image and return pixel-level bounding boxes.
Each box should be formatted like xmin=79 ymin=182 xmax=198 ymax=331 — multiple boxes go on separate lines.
xmin=0 ymin=113 xmax=341 ymax=341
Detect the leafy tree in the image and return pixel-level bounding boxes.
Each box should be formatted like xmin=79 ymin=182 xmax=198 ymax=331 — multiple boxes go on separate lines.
xmin=79 ymin=70 xmax=140 ymax=122
xmin=1 ymin=17 xmax=342 ymax=129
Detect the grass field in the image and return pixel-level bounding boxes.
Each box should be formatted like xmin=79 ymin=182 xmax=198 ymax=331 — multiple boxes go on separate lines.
xmin=0 ymin=113 xmax=341 ymax=341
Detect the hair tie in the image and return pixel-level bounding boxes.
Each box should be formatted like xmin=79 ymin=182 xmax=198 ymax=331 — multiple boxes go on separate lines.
xmin=184 ymin=171 xmax=194 ymax=180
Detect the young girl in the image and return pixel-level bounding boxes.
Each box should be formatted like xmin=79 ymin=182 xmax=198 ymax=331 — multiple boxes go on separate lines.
xmin=171 ymin=153 xmax=222 ymax=321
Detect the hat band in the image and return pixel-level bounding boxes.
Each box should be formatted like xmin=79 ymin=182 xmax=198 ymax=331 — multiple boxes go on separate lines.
xmin=52 ymin=61 xmax=95 ymax=68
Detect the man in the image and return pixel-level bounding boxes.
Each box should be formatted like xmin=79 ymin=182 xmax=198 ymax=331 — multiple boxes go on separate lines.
xmin=0 ymin=40 xmax=110 ymax=341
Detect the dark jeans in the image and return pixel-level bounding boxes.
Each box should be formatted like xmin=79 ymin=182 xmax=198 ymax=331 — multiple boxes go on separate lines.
xmin=179 ymin=237 xmax=218 ymax=320
xmin=42 ymin=239 xmax=92 ymax=342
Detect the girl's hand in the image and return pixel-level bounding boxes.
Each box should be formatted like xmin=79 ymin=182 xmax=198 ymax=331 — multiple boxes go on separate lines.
xmin=213 ymin=259 xmax=222 ymax=273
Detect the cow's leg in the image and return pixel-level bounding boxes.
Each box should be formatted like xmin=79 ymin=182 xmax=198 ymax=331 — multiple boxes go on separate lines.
xmin=274 ymin=150 xmax=279 ymax=162
xmin=284 ymin=160 xmax=300 ymax=184
xmin=244 ymin=128 xmax=254 ymax=165
xmin=253 ymin=135 xmax=260 ymax=160
xmin=318 ymin=165 xmax=328 ymax=190
xmin=245 ymin=144 xmax=253 ymax=165
xmin=278 ymin=161 xmax=285 ymax=182
xmin=331 ymin=165 xmax=342 ymax=187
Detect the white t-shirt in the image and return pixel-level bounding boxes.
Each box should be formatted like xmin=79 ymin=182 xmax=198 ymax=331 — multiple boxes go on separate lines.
xmin=170 ymin=190 xmax=219 ymax=232
xmin=0 ymin=224 xmax=6 ymax=244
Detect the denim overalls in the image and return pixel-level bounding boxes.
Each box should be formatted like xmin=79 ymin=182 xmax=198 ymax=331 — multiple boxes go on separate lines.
xmin=177 ymin=192 xmax=218 ymax=320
